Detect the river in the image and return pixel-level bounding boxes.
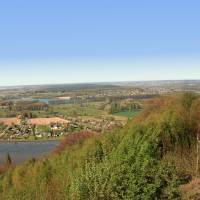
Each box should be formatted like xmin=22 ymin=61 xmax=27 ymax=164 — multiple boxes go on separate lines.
xmin=0 ymin=140 xmax=60 ymax=164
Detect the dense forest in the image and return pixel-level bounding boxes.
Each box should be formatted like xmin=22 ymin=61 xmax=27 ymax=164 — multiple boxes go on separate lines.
xmin=0 ymin=93 xmax=200 ymax=199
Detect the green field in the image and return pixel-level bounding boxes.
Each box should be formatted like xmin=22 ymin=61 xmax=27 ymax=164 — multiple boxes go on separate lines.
xmin=0 ymin=103 xmax=107 ymax=119
xmin=113 ymin=110 xmax=142 ymax=118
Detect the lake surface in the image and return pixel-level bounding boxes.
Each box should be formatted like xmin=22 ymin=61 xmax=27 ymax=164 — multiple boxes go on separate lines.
xmin=0 ymin=140 xmax=60 ymax=164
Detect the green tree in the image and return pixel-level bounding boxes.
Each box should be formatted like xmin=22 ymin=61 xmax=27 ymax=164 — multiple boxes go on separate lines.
xmin=6 ymin=153 xmax=12 ymax=166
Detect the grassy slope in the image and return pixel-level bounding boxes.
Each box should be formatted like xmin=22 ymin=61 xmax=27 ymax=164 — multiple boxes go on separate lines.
xmin=113 ymin=109 xmax=142 ymax=118
xmin=0 ymin=94 xmax=200 ymax=199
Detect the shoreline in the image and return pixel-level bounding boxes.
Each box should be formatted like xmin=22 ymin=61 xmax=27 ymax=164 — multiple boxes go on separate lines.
xmin=0 ymin=138 xmax=62 ymax=143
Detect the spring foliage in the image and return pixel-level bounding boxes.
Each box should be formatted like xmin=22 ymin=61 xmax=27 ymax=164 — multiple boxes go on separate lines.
xmin=0 ymin=93 xmax=199 ymax=199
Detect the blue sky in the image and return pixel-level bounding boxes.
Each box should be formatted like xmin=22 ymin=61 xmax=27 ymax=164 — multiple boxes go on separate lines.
xmin=0 ymin=0 xmax=199 ymax=86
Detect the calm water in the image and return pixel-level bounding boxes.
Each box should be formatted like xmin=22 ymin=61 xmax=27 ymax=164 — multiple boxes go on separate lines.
xmin=0 ymin=141 xmax=60 ymax=164
xmin=32 ymin=98 xmax=51 ymax=104
xmin=32 ymin=98 xmax=73 ymax=104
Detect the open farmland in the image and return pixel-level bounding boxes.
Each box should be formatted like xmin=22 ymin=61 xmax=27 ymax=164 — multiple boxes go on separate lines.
xmin=0 ymin=118 xmax=20 ymax=126
xmin=28 ymin=117 xmax=69 ymax=125
xmin=0 ymin=117 xmax=69 ymax=126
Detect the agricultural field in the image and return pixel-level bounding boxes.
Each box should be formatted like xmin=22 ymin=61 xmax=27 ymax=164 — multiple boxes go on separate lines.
xmin=0 ymin=118 xmax=20 ymax=126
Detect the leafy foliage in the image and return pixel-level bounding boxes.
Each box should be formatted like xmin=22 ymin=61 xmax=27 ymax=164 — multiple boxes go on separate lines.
xmin=0 ymin=93 xmax=199 ymax=199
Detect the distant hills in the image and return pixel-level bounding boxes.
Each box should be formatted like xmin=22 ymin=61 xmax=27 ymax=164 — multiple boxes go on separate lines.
xmin=0 ymin=80 xmax=200 ymax=92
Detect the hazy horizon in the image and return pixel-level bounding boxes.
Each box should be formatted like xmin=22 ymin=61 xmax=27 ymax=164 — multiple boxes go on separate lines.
xmin=0 ymin=1 xmax=200 ymax=85
xmin=0 ymin=79 xmax=200 ymax=88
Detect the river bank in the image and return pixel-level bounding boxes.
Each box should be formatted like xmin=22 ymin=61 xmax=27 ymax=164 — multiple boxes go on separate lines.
xmin=0 ymin=140 xmax=60 ymax=164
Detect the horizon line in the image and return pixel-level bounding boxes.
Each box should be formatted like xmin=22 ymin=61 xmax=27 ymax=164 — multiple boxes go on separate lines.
xmin=0 ymin=79 xmax=200 ymax=88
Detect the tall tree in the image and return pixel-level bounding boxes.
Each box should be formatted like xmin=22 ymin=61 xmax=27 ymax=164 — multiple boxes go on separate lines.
xmin=6 ymin=153 xmax=12 ymax=166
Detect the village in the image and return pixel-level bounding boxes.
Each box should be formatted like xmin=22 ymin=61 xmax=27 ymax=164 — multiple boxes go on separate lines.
xmin=0 ymin=115 xmax=124 ymax=140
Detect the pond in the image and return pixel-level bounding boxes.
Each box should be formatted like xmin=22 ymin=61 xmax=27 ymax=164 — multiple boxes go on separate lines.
xmin=0 ymin=140 xmax=60 ymax=164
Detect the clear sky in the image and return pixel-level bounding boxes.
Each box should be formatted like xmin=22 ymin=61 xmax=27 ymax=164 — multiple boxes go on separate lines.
xmin=0 ymin=0 xmax=199 ymax=86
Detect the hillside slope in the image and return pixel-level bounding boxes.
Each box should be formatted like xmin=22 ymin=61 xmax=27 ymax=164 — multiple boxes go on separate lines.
xmin=0 ymin=93 xmax=200 ymax=199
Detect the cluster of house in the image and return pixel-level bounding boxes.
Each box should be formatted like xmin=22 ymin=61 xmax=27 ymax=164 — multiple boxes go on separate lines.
xmin=0 ymin=123 xmax=32 ymax=140
xmin=65 ymin=117 xmax=124 ymax=134
xmin=0 ymin=115 xmax=125 ymax=140
xmin=0 ymin=117 xmax=69 ymax=140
